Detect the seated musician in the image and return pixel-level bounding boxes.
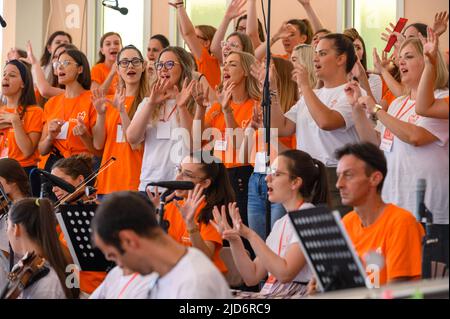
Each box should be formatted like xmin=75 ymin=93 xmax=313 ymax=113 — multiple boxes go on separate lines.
xmin=0 ymin=158 xmax=32 ymax=285
xmin=5 ymin=198 xmax=78 ymax=299
xmin=49 ymin=155 xmax=106 ymax=296
xmin=335 ymin=143 xmax=424 ymax=286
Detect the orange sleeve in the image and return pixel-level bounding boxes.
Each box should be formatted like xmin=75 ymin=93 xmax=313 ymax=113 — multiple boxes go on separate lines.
xmin=205 ymin=103 xmax=222 ymax=128
xmin=199 ymin=222 xmax=223 ymax=247
xmin=24 ymin=107 xmax=44 ymax=134
xmin=91 ymin=64 xmax=105 ymax=84
xmin=195 ymin=47 xmax=221 ymax=89
xmin=385 ymin=212 xmax=424 ymax=281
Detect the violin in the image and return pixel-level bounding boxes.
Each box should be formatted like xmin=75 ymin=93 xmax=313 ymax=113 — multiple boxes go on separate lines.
xmin=0 ymin=251 xmax=49 ymax=299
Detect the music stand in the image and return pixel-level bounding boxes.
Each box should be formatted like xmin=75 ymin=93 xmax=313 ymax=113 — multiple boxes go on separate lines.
xmin=288 ymin=207 xmax=368 ymax=293
xmin=56 ymin=203 xmax=113 ymax=272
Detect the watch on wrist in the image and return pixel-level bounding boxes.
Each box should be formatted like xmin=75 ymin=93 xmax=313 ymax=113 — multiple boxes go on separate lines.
xmin=373 ymin=104 xmax=383 ymax=117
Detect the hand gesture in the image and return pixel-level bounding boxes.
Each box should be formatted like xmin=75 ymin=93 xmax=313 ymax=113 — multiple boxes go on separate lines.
xmin=91 ymin=88 xmax=108 ymax=115
xmin=225 ymin=0 xmax=247 ymax=20
xmin=174 ymin=78 xmax=195 ymax=108
xmin=344 ymin=81 xmax=362 ymax=108
xmin=112 ymin=86 xmax=127 ymax=113
xmin=423 ymin=27 xmax=439 ymax=66
xmin=0 ymin=112 xmax=19 ymax=125
xmin=146 ymin=186 xmax=162 ymax=208
xmin=250 ymin=60 xmax=265 ymax=91
xmin=373 ymin=48 xmax=392 ymax=74
xmin=148 ymin=78 xmax=171 ymax=106
xmin=218 ymin=81 xmax=236 ymax=113
xmin=292 ymin=63 xmax=311 ymax=89
xmin=174 ymin=184 xmax=206 ymax=229
xmin=212 ymin=204 xmax=240 ymax=242
xmin=192 ymin=81 xmax=210 ymax=109
xmin=48 ymin=119 xmax=64 ymax=140
xmin=72 ymin=116 xmax=88 ymax=137
xmin=276 ymin=23 xmax=297 ymax=40
xmin=357 ymin=96 xmax=377 ymax=115
xmin=432 ymin=11 xmax=448 ymax=37
xmin=381 ymin=22 xmax=405 ymax=51
xmin=249 ymin=102 xmax=263 ymax=130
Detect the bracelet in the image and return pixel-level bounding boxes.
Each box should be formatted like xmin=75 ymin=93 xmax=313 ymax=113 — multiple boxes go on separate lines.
xmin=169 ymin=1 xmax=184 ymax=9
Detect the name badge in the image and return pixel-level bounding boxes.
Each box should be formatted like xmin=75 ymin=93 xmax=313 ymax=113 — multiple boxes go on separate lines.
xmin=214 ymin=139 xmax=228 ymax=152
xmin=157 ymin=121 xmax=171 ymax=140
xmin=255 ymin=152 xmax=267 ymax=173
xmin=116 ymin=125 xmax=125 ymax=143
xmin=259 ymin=275 xmax=277 ymax=296
xmin=380 ymin=128 xmax=394 ymax=153
xmin=56 ymin=122 xmax=69 ymax=140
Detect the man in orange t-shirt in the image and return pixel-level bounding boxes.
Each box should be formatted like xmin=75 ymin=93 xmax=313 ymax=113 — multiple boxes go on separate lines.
xmin=335 ymin=143 xmax=424 ymax=286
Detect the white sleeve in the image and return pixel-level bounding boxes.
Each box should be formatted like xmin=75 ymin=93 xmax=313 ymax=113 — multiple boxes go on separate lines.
xmin=332 ymin=96 xmax=356 ymax=130
xmin=369 ymin=74 xmax=383 ymax=104
xmin=89 ymin=282 xmax=106 ymax=299
xmin=416 ymin=117 xmax=449 ymax=146
xmin=284 ymin=101 xmax=300 ymax=124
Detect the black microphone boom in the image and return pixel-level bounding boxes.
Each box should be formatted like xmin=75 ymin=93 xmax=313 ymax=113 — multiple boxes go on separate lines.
xmin=103 ymin=3 xmax=128 ymax=15
xmin=0 ymin=14 xmax=6 ymax=28
xmin=33 ymin=169 xmax=76 ymax=194
xmin=147 ymin=181 xmax=195 ymax=191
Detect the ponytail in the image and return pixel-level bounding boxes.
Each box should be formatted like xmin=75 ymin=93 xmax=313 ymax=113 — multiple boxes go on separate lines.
xmin=310 ymin=159 xmax=331 ymax=206
xmin=9 ymin=198 xmax=79 ymax=299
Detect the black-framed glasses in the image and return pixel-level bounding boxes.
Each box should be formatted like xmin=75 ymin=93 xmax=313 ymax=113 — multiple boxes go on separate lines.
xmin=118 ymin=58 xmax=144 ymax=68
xmin=53 ymin=60 xmax=78 ymax=69
xmin=174 ymin=165 xmax=205 ymax=181
xmin=267 ymin=167 xmax=295 ymax=179
xmin=155 ymin=61 xmax=180 ymax=71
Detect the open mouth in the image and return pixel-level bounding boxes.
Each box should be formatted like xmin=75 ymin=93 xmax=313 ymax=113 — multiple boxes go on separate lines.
xmin=2 ymin=83 xmax=9 ymax=88
xmin=160 ymin=74 xmax=171 ymax=80
xmin=58 ymin=72 xmax=67 ymax=78
xmin=126 ymin=70 xmax=137 ymax=76
xmin=223 ymin=74 xmax=231 ymax=81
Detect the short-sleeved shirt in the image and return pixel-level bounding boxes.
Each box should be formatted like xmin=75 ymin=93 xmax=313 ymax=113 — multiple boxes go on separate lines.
xmin=343 ymin=204 xmax=425 ymax=286
xmin=91 ymin=63 xmax=119 ymax=96
xmin=0 ymin=105 xmax=43 ymax=167
xmin=195 ymin=47 xmax=221 ymax=89
xmin=19 ymin=264 xmax=67 ymax=299
xmin=43 ymin=91 xmax=97 ymax=158
xmin=379 ymin=91 xmax=449 ymax=224
xmin=164 ymin=200 xmax=227 ymax=273
xmin=205 ymin=99 xmax=256 ymax=168
xmin=96 ymin=96 xmax=144 ymax=195
xmin=284 ymin=84 xmax=361 ymax=167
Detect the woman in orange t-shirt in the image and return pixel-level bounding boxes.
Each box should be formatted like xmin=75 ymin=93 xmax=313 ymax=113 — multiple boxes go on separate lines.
xmin=91 ymin=32 xmax=122 ymax=96
xmin=146 ymin=151 xmax=235 ymax=273
xmin=0 ymin=60 xmax=43 ymax=176
xmin=195 ymin=51 xmax=260 ymax=231
xmin=169 ymin=1 xmax=221 ymax=89
xmin=92 ymin=45 xmax=148 ymax=196
xmin=38 ymin=49 xmax=99 ymax=170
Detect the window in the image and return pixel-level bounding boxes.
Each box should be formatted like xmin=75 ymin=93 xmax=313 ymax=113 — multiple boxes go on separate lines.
xmin=185 ymin=0 xmax=227 ymax=27
xmin=351 ymin=0 xmax=401 ymax=68
xmin=0 ymin=0 xmax=3 ymax=67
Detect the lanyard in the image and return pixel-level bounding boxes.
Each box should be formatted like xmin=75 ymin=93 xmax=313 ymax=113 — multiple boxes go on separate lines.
xmin=278 ymin=201 xmax=304 ymax=255
xmin=394 ymin=96 xmax=416 ymax=120
xmin=160 ymin=104 xmax=177 ymax=122
xmin=117 ymin=273 xmax=139 ymax=299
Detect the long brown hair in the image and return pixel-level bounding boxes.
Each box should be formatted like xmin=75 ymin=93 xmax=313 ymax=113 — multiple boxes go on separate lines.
xmin=52 ymin=155 xmax=94 ymax=186
xmin=227 ymin=51 xmax=261 ymax=102
xmin=272 ymin=57 xmax=299 ymax=113
xmin=190 ymin=151 xmax=235 ymax=224
xmin=40 ymin=31 xmax=73 ymax=67
xmin=96 ymin=32 xmax=123 ymax=64
xmin=9 ymin=198 xmax=79 ymax=299
xmin=116 ymin=45 xmax=149 ymax=121
xmin=0 ymin=158 xmax=31 ymax=198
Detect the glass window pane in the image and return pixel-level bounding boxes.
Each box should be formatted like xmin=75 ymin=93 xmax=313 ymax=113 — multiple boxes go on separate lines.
xmin=103 ymin=0 xmax=145 ymax=53
xmin=186 ymin=0 xmax=227 ymax=27
xmin=353 ymin=0 xmax=397 ymax=69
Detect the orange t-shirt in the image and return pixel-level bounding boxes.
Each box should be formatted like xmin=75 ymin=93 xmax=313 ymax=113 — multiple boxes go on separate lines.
xmin=249 ymin=129 xmax=296 ymax=168
xmin=195 ymin=47 xmax=221 ymax=89
xmin=164 ymin=200 xmax=227 ymax=273
xmin=43 ymin=91 xmax=97 ymax=158
xmin=0 ymin=106 xmax=43 ymax=167
xmin=205 ymin=99 xmax=257 ymax=168
xmin=57 ymin=227 xmax=106 ymax=294
xmin=343 ymin=204 xmax=424 ymax=286
xmin=96 ymin=96 xmax=144 ymax=194
xmin=91 ymin=63 xmax=119 ymax=96
xmin=273 ymin=53 xmax=290 ymax=60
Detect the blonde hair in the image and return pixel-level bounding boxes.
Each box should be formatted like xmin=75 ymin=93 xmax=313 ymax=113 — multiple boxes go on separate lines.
xmin=292 ymin=44 xmax=317 ymax=89
xmin=196 ymin=25 xmax=217 ymax=43
xmin=400 ymin=38 xmax=449 ymax=91
xmin=272 ymin=57 xmax=299 ymax=113
xmin=227 ymin=51 xmax=261 ymax=101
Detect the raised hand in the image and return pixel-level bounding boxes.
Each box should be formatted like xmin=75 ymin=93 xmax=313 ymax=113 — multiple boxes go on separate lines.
xmin=174 ymin=184 xmax=206 ymax=229
xmin=146 ymin=186 xmax=162 ymax=208
xmin=225 ymin=0 xmax=247 ymax=20
xmin=432 ymin=11 xmax=448 ymax=37
xmin=276 ymin=23 xmax=297 ymax=41
xmin=192 ymin=81 xmax=210 ymax=109
xmin=250 ymin=60 xmax=265 ymax=91
xmin=72 ymin=116 xmax=88 ymax=137
xmin=292 ymin=63 xmax=311 ymax=89
xmin=358 ymin=96 xmax=377 ymax=116
xmin=174 ymin=78 xmax=196 ymax=108
xmin=381 ymin=22 xmax=405 ymax=51
xmin=249 ymin=102 xmax=263 ymax=130
xmin=373 ymin=48 xmax=392 ymax=74
xmin=217 ymin=81 xmax=236 ymax=113
xmin=344 ymin=81 xmax=362 ymax=108
xmin=148 ymin=78 xmax=171 ymax=106
xmin=48 ymin=119 xmax=64 ymax=140
xmin=112 ymin=86 xmax=127 ymax=113
xmin=212 ymin=204 xmax=241 ymax=242
xmin=18 ymin=41 xmax=38 ymax=66
xmin=423 ymin=27 xmax=439 ymax=66
xmin=91 ymin=88 xmax=108 ymax=115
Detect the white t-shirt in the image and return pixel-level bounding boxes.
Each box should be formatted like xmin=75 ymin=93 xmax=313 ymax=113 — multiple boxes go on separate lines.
xmin=90 ymin=266 xmax=158 ymax=299
xmin=285 ymin=84 xmax=361 ymax=167
xmin=379 ymin=90 xmax=449 ymax=224
xmin=266 ymin=202 xmax=314 ymax=283
xmin=368 ymin=73 xmax=383 ymax=104
xmin=148 ymin=248 xmax=231 ymax=299
xmin=136 ymin=98 xmax=190 ymax=191
xmin=20 ymin=264 xmax=66 ymax=299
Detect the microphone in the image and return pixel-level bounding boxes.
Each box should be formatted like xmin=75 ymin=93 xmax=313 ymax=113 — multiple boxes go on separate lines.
xmin=33 ymin=169 xmax=76 ymax=194
xmin=415 ymin=179 xmax=426 ymax=222
xmin=0 ymin=14 xmax=6 ymax=28
xmin=102 ymin=3 xmax=128 ymax=15
xmin=147 ymin=181 xmax=195 ymax=191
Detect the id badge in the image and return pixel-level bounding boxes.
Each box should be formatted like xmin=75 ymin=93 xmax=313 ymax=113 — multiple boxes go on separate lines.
xmin=116 ymin=125 xmax=125 ymax=143
xmin=255 ymin=152 xmax=267 ymax=173
xmin=56 ymin=122 xmax=69 ymax=140
xmin=214 ymin=139 xmax=228 ymax=152
xmin=380 ymin=129 xmax=394 ymax=152
xmin=259 ymin=275 xmax=277 ymax=296
xmin=157 ymin=121 xmax=171 ymax=140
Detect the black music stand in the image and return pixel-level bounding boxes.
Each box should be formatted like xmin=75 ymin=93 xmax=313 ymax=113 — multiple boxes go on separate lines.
xmin=289 ymin=207 xmax=368 ymax=293
xmin=56 ymin=203 xmax=114 ymax=272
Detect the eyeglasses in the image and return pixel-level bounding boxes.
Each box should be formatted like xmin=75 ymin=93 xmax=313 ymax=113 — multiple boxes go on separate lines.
xmin=197 ymin=35 xmax=208 ymax=41
xmin=267 ymin=167 xmax=294 ymax=178
xmin=155 ymin=61 xmax=180 ymax=71
xmin=53 ymin=60 xmax=78 ymax=69
xmin=221 ymin=41 xmax=241 ymax=49
xmin=175 ymin=165 xmax=205 ymax=181
xmin=118 ymin=58 xmax=144 ymax=68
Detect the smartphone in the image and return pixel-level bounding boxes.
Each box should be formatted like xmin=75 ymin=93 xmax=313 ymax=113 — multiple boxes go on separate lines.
xmin=384 ymin=18 xmax=408 ymax=53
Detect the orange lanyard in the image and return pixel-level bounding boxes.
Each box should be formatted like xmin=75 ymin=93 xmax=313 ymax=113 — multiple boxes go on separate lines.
xmin=117 ymin=273 xmax=139 ymax=299
xmin=394 ymin=97 xmax=416 ymax=120
xmin=160 ymin=104 xmax=177 ymax=122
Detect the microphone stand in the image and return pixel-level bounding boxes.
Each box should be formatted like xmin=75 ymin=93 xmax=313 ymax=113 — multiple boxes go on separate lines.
xmin=159 ymin=190 xmax=172 ymax=233
xmin=262 ymin=0 xmax=272 ymax=238
xmin=419 ymin=203 xmax=438 ymax=279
